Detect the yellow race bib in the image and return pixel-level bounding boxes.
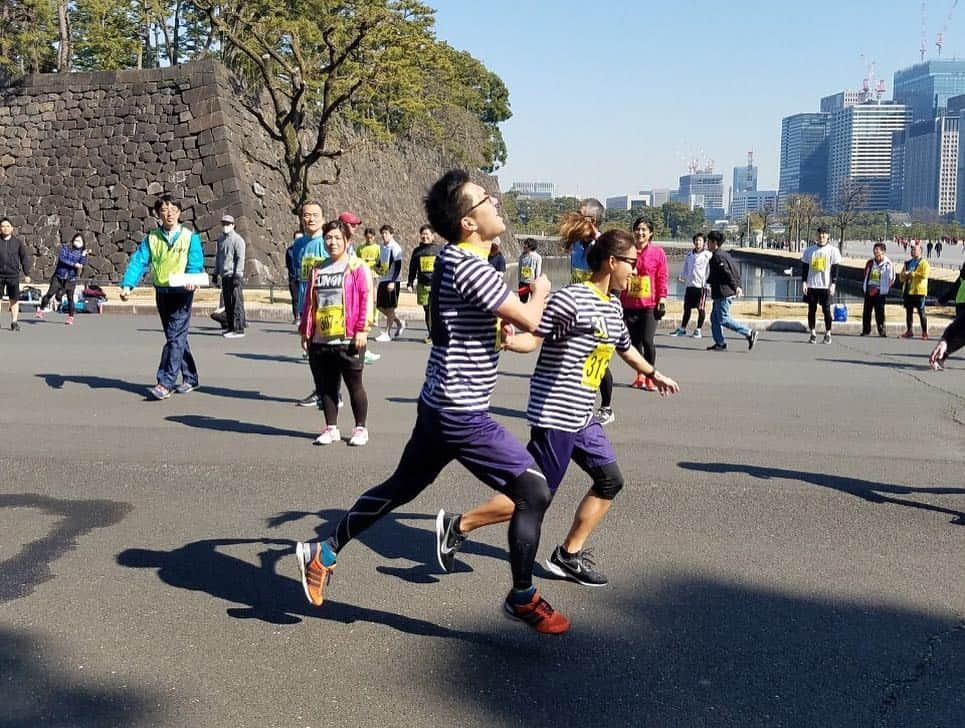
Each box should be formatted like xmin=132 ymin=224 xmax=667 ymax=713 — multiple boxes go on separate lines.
xmin=626 ymin=274 xmax=652 ymax=300
xmin=420 ymin=255 xmax=436 ymax=273
xmin=810 ymin=256 xmax=827 ymax=272
xmin=869 ymin=269 xmax=881 ymax=283
xmin=315 ymin=304 xmax=345 ymax=338
xmin=581 ymin=343 xmax=616 ymax=388
xmin=520 ymin=265 xmax=533 ymax=280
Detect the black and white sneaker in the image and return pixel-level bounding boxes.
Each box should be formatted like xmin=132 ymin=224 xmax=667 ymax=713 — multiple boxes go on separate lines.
xmin=545 ymin=545 xmax=608 ymax=587
xmin=747 ymin=330 xmax=758 ymax=350
xmin=435 ymin=509 xmax=467 ymax=573
xmin=297 ymin=391 xmax=318 ymax=407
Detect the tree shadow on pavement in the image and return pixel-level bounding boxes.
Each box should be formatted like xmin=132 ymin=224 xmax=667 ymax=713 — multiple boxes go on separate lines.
xmin=420 ymin=575 xmax=965 ymax=727
xmin=115 ymin=538 xmax=484 ymax=642
xmin=166 ymin=415 xmax=311 ymax=440
xmin=225 ymin=352 xmax=305 ymax=364
xmin=816 ymin=357 xmax=930 ymax=370
xmin=1 ymin=626 xmax=164 ymax=727
xmin=38 ymin=373 xmax=297 ymax=403
xmin=0 ymin=493 xmax=133 ymax=604
xmin=678 ymin=461 xmax=965 ymax=524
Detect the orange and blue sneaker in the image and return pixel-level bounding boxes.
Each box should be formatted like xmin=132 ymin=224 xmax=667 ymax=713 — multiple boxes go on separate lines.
xmin=503 ymin=587 xmax=571 ymax=634
xmin=296 ymin=541 xmax=336 ymax=607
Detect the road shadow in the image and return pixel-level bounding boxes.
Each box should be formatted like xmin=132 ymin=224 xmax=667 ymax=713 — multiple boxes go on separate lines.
xmin=166 ymin=415 xmax=311 ymax=440
xmin=37 ymin=373 xmax=297 ymax=404
xmin=817 ymin=357 xmax=931 ymax=371
xmin=0 ymin=493 xmax=133 ymax=604
xmin=225 ymin=352 xmax=305 ymax=365
xmin=422 ymin=575 xmax=965 ymax=727
xmin=678 ymin=461 xmax=965 ymax=525
xmin=135 ymin=327 xmax=227 ymax=337
xmin=1 ymin=626 xmax=163 ymax=727
xmin=116 ymin=538 xmax=484 ymax=642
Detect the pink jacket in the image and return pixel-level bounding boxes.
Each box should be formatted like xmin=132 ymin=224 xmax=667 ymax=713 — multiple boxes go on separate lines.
xmin=299 ymin=257 xmax=372 ymax=340
xmin=620 ymin=243 xmax=668 ymax=309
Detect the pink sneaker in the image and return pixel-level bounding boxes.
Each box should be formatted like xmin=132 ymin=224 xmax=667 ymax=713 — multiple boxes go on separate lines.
xmin=35 ymin=309 xmax=44 ymax=319
xmin=65 ymin=316 xmax=74 ymax=325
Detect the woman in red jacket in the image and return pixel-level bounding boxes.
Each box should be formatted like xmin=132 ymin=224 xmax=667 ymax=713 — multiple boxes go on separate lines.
xmin=620 ymin=218 xmax=668 ymax=391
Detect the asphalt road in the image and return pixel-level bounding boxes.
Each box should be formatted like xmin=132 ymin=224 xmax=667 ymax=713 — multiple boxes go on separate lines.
xmin=1 ymin=313 xmax=963 ymax=728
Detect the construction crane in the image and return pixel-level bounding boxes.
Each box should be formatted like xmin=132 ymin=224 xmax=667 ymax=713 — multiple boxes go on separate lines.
xmin=936 ymin=0 xmax=959 ymax=56
xmin=922 ymin=0 xmax=929 ymax=61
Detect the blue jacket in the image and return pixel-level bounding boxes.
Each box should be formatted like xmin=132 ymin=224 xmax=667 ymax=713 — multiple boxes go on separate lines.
xmin=294 ymin=233 xmax=328 ymax=311
xmin=54 ymin=245 xmax=88 ymax=281
xmin=121 ymin=225 xmax=204 ymax=289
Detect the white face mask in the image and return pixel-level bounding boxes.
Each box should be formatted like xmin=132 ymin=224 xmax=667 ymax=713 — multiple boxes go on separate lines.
xmin=222 ymin=225 xmax=234 ymax=235
xmin=72 ymin=239 xmax=84 ymax=249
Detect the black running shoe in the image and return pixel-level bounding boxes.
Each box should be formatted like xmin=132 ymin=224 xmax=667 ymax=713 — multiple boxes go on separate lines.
xmin=545 ymin=545 xmax=608 ymax=587
xmin=297 ymin=391 xmax=319 ymax=407
xmin=747 ymin=330 xmax=758 ymax=350
xmin=435 ymin=509 xmax=467 ymax=573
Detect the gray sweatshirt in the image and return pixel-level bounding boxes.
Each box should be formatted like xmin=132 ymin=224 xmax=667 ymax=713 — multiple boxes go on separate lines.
xmin=215 ymin=230 xmax=246 ymax=278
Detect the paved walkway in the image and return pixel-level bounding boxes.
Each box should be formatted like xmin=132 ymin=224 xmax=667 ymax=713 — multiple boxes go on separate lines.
xmin=1 ymin=315 xmax=963 ymax=727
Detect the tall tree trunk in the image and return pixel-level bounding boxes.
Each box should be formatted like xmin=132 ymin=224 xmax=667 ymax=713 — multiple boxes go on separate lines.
xmin=56 ymin=0 xmax=70 ymax=71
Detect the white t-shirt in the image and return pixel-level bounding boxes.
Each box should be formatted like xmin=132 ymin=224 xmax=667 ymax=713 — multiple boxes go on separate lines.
xmin=802 ymin=243 xmax=842 ymax=289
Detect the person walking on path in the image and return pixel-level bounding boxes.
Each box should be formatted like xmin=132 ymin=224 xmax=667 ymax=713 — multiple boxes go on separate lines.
xmin=899 ymin=240 xmax=930 ymax=339
xmin=406 ymin=224 xmax=442 ymax=343
xmin=356 ymin=228 xmax=381 ymax=273
xmin=373 ymin=224 xmax=404 ymax=342
xmin=621 ymin=217 xmax=668 ymax=390
xmin=706 ymin=231 xmax=758 ymax=352
xmin=293 ymin=203 xmax=331 ymax=408
xmin=928 ymin=305 xmax=965 ymax=370
xmin=293 ymin=170 xmax=571 ymax=634
xmin=801 ymin=226 xmax=842 ymax=344
xmin=671 ymin=232 xmax=711 ymax=338
xmin=860 ymin=242 xmax=895 ymax=337
xmin=517 ymin=238 xmax=542 ymax=303
xmin=119 ymin=195 xmax=204 ymax=400
xmin=0 ymin=217 xmax=32 ymax=331
xmin=434 ymin=229 xmax=680 ymax=588
xmin=299 ymin=220 xmax=372 ymax=447
xmin=37 ymin=233 xmax=86 ymax=325
xmin=213 ymin=214 xmax=246 ymax=339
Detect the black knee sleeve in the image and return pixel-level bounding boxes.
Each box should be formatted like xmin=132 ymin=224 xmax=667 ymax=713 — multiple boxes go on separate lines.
xmin=589 ymin=462 xmax=624 ymax=500
xmin=510 ymin=468 xmax=552 ymax=514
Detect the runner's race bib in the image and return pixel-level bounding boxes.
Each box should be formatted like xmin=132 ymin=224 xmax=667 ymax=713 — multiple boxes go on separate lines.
xmin=869 ymin=268 xmax=881 ymax=283
xmin=581 ymin=343 xmax=616 ymax=388
xmin=626 ymin=274 xmax=652 ymax=300
xmin=520 ymin=265 xmax=533 ymax=281
xmin=420 ymin=256 xmax=436 ymax=273
xmin=315 ymin=305 xmax=345 ymax=338
xmin=810 ymin=256 xmax=827 ymax=272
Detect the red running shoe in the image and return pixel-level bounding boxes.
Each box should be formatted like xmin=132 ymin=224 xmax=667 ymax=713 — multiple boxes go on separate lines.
xmin=503 ymin=589 xmax=571 ymax=634
xmin=642 ymin=376 xmax=658 ymax=392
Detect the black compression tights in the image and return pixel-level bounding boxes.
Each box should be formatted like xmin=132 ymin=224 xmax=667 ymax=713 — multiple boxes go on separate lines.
xmin=599 ymin=367 xmax=613 ymax=408
xmin=329 ymin=464 xmax=550 ymax=590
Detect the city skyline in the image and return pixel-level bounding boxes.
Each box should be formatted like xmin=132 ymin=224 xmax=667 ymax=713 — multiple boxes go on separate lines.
xmin=432 ymin=1 xmax=965 ymax=200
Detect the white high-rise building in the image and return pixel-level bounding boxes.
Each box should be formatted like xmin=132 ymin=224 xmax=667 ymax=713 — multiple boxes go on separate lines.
xmin=828 ymin=102 xmax=910 ymax=211
xmin=902 ymin=116 xmax=959 ymax=216
xmin=730 ymin=190 xmax=778 ymax=223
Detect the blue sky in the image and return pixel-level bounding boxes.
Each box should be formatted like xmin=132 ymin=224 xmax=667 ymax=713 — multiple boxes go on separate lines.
xmin=432 ymin=0 xmax=958 ymax=199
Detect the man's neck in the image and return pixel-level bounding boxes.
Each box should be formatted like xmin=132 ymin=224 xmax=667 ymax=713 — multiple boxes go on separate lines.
xmin=459 ymin=238 xmax=490 ymax=257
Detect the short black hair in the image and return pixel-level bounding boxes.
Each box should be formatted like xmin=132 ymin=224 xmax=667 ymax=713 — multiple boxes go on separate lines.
xmin=153 ymin=194 xmax=181 ymax=214
xmin=706 ymin=230 xmax=725 ymax=246
xmin=419 ymin=224 xmax=433 ymax=234
xmin=425 ymin=169 xmax=472 ymax=244
xmin=364 ymin=227 xmax=376 ymax=237
xmin=0 ymin=216 xmax=11 ymax=226
xmin=873 ymin=242 xmax=887 ymax=253
xmin=817 ymin=226 xmax=829 ymax=235
xmin=379 ymin=224 xmax=394 ymax=235
xmin=524 ymin=237 xmax=538 ymax=251
xmin=693 ymin=232 xmax=705 ymax=243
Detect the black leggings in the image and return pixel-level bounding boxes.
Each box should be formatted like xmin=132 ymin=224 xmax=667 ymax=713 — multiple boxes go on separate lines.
xmin=41 ymin=275 xmax=77 ymax=316
xmin=328 ymin=406 xmax=551 ymax=590
xmin=807 ymin=289 xmax=832 ymax=331
xmin=624 ymin=307 xmax=657 ymax=367
xmin=904 ymin=295 xmax=928 ymax=334
xmin=680 ymin=286 xmax=706 ymax=330
xmin=599 ymin=368 xmax=613 ymax=408
xmin=422 ymin=305 xmax=431 ymax=335
xmin=307 ymin=343 xmax=368 ymax=427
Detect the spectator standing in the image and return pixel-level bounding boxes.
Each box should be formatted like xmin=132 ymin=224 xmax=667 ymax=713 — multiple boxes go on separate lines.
xmin=356 ymin=228 xmax=381 ymax=273
xmin=926 ymin=241 xmax=934 ymax=259
xmin=488 ymin=239 xmax=507 ymax=273
xmin=672 ymin=232 xmax=711 ymax=338
xmin=119 ymin=195 xmax=204 ymax=400
xmin=285 ymin=230 xmax=305 ymax=324
xmin=214 ymin=214 xmax=246 ymax=339
xmin=37 ymin=232 xmax=87 ymax=325
xmin=860 ymin=243 xmax=895 ymax=337
xmin=705 ymin=231 xmax=758 ymax=352
xmin=801 ymin=226 xmax=842 ymax=344
xmin=899 ymin=240 xmax=930 ymax=339
xmin=620 ymin=217 xmax=668 ymax=391
xmin=0 ymin=216 xmax=32 ymax=331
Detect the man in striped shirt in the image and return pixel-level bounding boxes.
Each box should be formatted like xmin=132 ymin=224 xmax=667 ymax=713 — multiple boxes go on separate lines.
xmin=295 ymin=170 xmax=571 ymax=634
xmin=436 ymin=229 xmax=680 ymax=588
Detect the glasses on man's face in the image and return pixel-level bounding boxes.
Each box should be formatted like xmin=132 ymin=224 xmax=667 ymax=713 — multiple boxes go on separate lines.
xmin=614 ymin=255 xmax=637 ymax=266
xmin=467 ymin=194 xmax=497 ymax=214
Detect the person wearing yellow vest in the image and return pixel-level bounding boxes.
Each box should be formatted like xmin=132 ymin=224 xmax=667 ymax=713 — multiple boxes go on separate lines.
xmin=898 ymin=240 xmax=930 ymax=339
xmin=120 ymin=195 xmax=205 ymax=400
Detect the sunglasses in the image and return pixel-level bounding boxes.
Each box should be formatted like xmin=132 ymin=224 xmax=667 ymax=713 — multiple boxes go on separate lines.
xmin=614 ymin=255 xmax=637 ymax=266
xmin=466 ymin=194 xmax=497 ymax=214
